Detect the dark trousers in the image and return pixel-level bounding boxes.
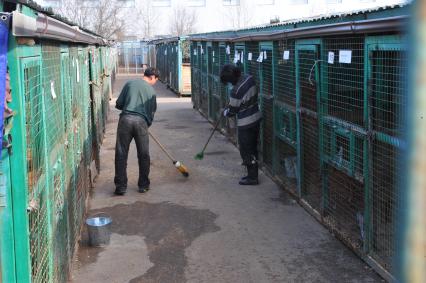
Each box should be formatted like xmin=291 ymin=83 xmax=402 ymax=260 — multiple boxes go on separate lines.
xmin=114 ymin=114 xmax=150 ymax=190
xmin=238 ymin=123 xmax=260 ymax=166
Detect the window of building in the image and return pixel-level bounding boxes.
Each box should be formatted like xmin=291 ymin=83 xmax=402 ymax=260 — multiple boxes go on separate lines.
xmin=186 ymin=0 xmax=206 ymax=6
xmin=152 ymin=0 xmax=171 ymax=7
xmin=223 ymin=0 xmax=240 ymax=6
xmin=43 ymin=0 xmax=61 ymax=8
xmin=290 ymin=0 xmax=308 ymax=4
xmin=117 ymin=0 xmax=135 ymax=7
xmin=327 ymin=0 xmax=342 ymax=3
xmin=81 ymin=0 xmax=99 ymax=8
xmin=258 ymin=0 xmax=274 ymax=4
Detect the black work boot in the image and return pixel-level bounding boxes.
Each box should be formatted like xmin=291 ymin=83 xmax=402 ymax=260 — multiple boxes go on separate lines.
xmin=114 ymin=187 xmax=127 ymax=196
xmin=239 ymin=164 xmax=259 ymax=185
xmin=239 ymin=166 xmax=249 ymax=182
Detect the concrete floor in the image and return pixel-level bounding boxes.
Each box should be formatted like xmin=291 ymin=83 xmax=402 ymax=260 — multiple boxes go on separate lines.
xmin=70 ymin=75 xmax=382 ymax=283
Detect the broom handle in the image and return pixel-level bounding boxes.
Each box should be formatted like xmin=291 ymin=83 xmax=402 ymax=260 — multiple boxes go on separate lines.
xmin=201 ymin=115 xmax=224 ymax=153
xmin=149 ymin=131 xmax=176 ymax=162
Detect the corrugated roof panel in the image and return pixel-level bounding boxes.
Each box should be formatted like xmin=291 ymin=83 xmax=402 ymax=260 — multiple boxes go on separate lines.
xmin=189 ymin=2 xmax=411 ymax=40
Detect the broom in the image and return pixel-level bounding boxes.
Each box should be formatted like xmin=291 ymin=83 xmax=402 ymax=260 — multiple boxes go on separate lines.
xmin=149 ymin=131 xmax=189 ymax=177
xmin=194 ymin=115 xmax=224 ymax=160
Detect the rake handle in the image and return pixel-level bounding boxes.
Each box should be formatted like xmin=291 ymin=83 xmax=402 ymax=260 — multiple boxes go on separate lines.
xmin=200 ymin=115 xmax=224 ymax=154
xmin=149 ymin=131 xmax=176 ymax=162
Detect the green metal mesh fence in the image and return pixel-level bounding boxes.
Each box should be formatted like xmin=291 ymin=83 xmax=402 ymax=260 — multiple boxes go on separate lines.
xmin=28 ymin=190 xmax=50 ymax=283
xmin=246 ymin=42 xmax=259 ymax=84
xmin=322 ymin=37 xmax=365 ymax=126
xmin=42 ymin=43 xmax=65 ymax=150
xmin=368 ymin=43 xmax=406 ymax=271
xmin=23 ymin=59 xmax=44 ymax=198
xmin=189 ymin=32 xmax=407 ymax=277
xmin=22 ymin=56 xmax=51 ymax=283
xmin=259 ymin=47 xmax=274 ymax=169
xmin=370 ymin=49 xmax=406 ymax=138
xmin=275 ymin=40 xmax=296 ymax=107
xmin=297 ymin=45 xmax=322 ymax=211
xmin=15 ymin=42 xmax=113 ymax=283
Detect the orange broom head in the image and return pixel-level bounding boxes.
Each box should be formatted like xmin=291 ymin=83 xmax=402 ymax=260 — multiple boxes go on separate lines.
xmin=174 ymin=161 xmax=189 ymax=177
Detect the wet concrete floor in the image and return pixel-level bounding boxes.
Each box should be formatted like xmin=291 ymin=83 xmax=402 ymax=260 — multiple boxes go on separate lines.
xmin=70 ymin=75 xmax=382 ymax=283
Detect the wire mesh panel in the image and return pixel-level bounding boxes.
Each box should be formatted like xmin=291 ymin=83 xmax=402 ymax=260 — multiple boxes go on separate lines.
xmin=201 ymin=42 xmax=208 ymax=116
xmin=218 ymin=43 xmax=233 ymax=134
xmin=297 ymin=44 xmax=322 ymax=210
xmin=80 ymin=49 xmax=93 ymax=167
xmin=61 ymin=52 xmax=74 ymax=184
xmin=190 ymin=43 xmax=197 ymax=102
xmin=322 ymin=119 xmax=365 ymax=182
xmin=210 ymin=42 xmax=221 ymax=122
xmin=52 ymin=167 xmax=68 ymax=283
xmin=234 ymin=44 xmax=246 ymax=73
xmin=42 ymin=43 xmax=65 ymax=151
xmin=274 ymin=104 xmax=298 ymax=193
xmin=370 ymin=49 xmax=406 ymax=139
xmin=323 ymin=166 xmax=365 ymax=249
xmin=322 ymin=37 xmax=365 ymax=126
xmin=259 ymin=47 xmax=274 ymax=169
xmin=275 ymin=40 xmax=296 ymax=107
xmin=28 ymin=190 xmax=50 ymax=283
xmin=207 ymin=45 xmax=215 ymax=120
xmin=23 ymin=58 xmax=44 ymax=197
xmin=300 ymin=114 xmax=321 ymax=210
xmin=246 ymin=42 xmax=259 ymax=85
xmin=117 ymin=41 xmax=144 ymax=74
xmin=367 ymin=38 xmax=406 ymax=271
xmin=21 ymin=56 xmax=51 ymax=283
xmin=370 ymin=140 xmax=402 ymax=271
xmin=298 ymin=49 xmax=318 ymax=112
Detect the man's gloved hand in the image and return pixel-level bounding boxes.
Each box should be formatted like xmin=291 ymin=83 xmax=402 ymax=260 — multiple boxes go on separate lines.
xmin=223 ymin=108 xmax=230 ymax=117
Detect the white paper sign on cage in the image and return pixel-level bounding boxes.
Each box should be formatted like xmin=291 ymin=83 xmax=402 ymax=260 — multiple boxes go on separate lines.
xmin=339 ymin=50 xmax=352 ymax=64
xmin=226 ymin=45 xmax=230 ymax=55
xmin=328 ymin=52 xmax=335 ymax=64
xmin=51 ymin=80 xmax=57 ymax=99
xmin=76 ymin=58 xmax=80 ymax=82
xmin=283 ymin=50 xmax=290 ymax=60
xmin=248 ymin=52 xmax=253 ymax=61
xmin=256 ymin=52 xmax=263 ymax=63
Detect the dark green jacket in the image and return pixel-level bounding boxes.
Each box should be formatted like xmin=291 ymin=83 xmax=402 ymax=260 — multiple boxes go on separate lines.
xmin=116 ymin=79 xmax=157 ymax=126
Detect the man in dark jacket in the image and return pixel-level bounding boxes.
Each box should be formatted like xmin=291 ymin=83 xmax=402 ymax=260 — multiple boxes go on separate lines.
xmin=220 ymin=64 xmax=262 ymax=185
xmin=114 ymin=67 xmax=159 ymax=195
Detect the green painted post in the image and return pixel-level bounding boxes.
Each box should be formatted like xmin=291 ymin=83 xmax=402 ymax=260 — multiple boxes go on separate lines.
xmin=271 ymin=43 xmax=277 ymax=176
xmin=40 ymin=86 xmax=54 ymax=282
xmin=363 ymin=38 xmax=372 ymax=255
xmin=7 ymin=39 xmax=33 ymax=283
xmin=0 ymin=149 xmax=17 ymax=283
xmin=178 ymin=39 xmax=183 ymax=94
xmin=295 ymin=45 xmax=302 ymax=197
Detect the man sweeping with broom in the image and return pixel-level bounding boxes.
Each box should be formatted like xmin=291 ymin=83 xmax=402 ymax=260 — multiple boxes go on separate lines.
xmin=114 ymin=67 xmax=159 ymax=195
xmin=220 ymin=64 xmax=262 ymax=185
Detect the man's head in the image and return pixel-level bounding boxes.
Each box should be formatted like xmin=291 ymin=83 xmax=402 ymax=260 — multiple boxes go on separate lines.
xmin=144 ymin=67 xmax=160 ymax=85
xmin=220 ymin=64 xmax=241 ymax=86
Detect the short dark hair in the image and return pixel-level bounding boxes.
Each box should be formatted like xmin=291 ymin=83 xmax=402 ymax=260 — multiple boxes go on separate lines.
xmin=220 ymin=64 xmax=241 ymax=85
xmin=144 ymin=67 xmax=160 ymax=78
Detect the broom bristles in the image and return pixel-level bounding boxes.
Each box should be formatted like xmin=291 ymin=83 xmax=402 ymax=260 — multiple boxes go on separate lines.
xmin=175 ymin=161 xmax=189 ymax=177
xmin=194 ymin=152 xmax=204 ymax=160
